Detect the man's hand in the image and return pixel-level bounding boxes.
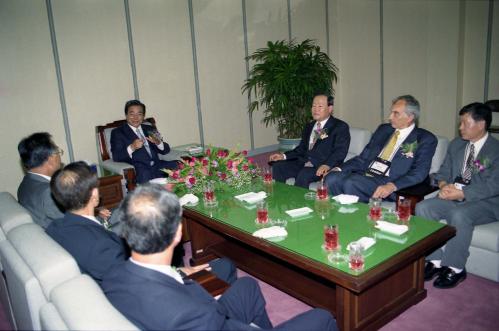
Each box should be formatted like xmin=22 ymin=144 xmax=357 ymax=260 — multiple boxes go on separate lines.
xmin=178 ymin=263 xmax=210 ymax=276
xmin=269 ymin=153 xmax=284 ymax=162
xmin=130 ymin=138 xmax=144 ymax=151
xmin=372 ymin=182 xmax=397 ymax=199
xmin=438 ymin=184 xmax=465 ymax=201
xmin=316 ymin=165 xmax=331 ymax=177
xmin=146 ymin=135 xmax=161 ymax=145
xmin=97 ymin=208 xmax=112 ymax=220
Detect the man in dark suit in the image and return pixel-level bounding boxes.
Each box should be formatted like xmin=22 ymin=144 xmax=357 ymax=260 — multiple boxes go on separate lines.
xmin=325 ymin=95 xmax=437 ymax=202
xmin=110 ymin=99 xmax=178 ymax=184
xmin=47 ymin=162 xmax=237 ymax=285
xmin=269 ymin=93 xmax=350 ymax=188
xmin=102 ymin=184 xmax=338 ymax=331
xmin=416 ymin=103 xmax=499 ymax=289
xmin=17 ymin=132 xmax=113 ymax=229
xmin=17 ymin=132 xmax=64 ymax=229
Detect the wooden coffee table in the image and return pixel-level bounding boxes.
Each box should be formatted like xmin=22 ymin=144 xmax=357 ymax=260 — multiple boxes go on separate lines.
xmin=183 ymin=181 xmax=454 ymax=331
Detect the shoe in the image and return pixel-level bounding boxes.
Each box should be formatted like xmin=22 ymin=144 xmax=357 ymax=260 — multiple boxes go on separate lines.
xmin=433 ymin=268 xmax=467 ymax=289
xmin=424 ymin=262 xmax=443 ymax=281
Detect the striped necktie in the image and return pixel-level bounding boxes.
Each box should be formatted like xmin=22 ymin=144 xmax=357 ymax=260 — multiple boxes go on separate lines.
xmin=136 ymin=128 xmax=152 ymax=157
xmin=462 ymin=143 xmax=475 ymax=181
xmin=309 ymin=122 xmax=322 ymax=150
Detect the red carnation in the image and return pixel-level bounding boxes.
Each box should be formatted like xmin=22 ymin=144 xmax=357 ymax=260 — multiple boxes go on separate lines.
xmin=205 ymin=148 xmax=211 ymax=156
xmin=202 ymin=159 xmax=208 ymax=166
xmin=227 ymin=160 xmax=233 ymax=169
xmin=242 ymin=150 xmax=248 ymax=156
xmin=220 ymin=173 xmax=227 ymax=181
xmin=178 ymin=163 xmax=185 ymax=169
xmin=242 ymin=164 xmax=249 ymax=171
xmin=247 ymin=157 xmax=255 ymax=164
xmin=188 ymin=176 xmax=196 ymax=185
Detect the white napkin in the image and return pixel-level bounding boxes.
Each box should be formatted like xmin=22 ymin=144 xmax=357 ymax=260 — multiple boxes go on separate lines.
xmin=234 ymin=191 xmax=267 ymax=204
xmin=333 ymin=194 xmax=359 ymax=204
xmin=338 ymin=206 xmax=358 ymax=214
xmin=188 ymin=146 xmax=203 ymax=154
xmin=285 ymin=207 xmax=313 ymax=218
xmin=375 ymin=221 xmax=409 ymax=235
xmin=253 ymin=226 xmax=288 ymax=239
xmin=149 ymin=178 xmax=168 ymax=185
xmin=348 ymin=237 xmax=376 ymax=251
xmin=179 ymin=194 xmax=199 ymax=206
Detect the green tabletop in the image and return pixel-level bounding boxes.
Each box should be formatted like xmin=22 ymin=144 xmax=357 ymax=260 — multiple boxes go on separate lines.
xmin=184 ymin=181 xmax=444 ymax=276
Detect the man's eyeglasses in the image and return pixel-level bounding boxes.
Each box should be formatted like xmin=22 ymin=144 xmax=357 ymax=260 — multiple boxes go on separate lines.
xmin=53 ymin=148 xmax=64 ymax=156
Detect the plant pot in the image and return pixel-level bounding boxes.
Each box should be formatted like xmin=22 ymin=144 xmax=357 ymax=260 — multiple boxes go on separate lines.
xmin=277 ymin=137 xmax=301 ymax=152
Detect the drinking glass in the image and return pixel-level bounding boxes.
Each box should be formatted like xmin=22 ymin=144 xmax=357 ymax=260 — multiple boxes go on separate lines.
xmin=323 ymin=224 xmax=339 ymax=251
xmin=263 ymin=167 xmax=273 ymax=184
xmin=348 ymin=242 xmax=365 ymax=271
xmin=397 ymin=198 xmax=412 ymax=222
xmin=368 ymin=197 xmax=382 ymax=221
xmin=316 ymin=181 xmax=329 ymax=200
xmin=203 ymin=181 xmax=216 ymax=206
xmin=256 ymin=201 xmax=269 ymax=224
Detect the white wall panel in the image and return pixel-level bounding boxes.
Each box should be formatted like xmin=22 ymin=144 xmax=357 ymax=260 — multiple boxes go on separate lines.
xmin=331 ymin=0 xmax=381 ymax=131
xmin=488 ymin=2 xmax=499 ymax=100
xmin=52 ymin=0 xmax=134 ymax=163
xmin=246 ymin=0 xmax=288 ymax=147
xmin=291 ymin=0 xmax=327 ymax=51
xmin=193 ymin=0 xmax=250 ymax=149
xmin=129 ymin=0 xmax=199 ymax=146
xmin=0 ymin=0 xmax=67 ymax=195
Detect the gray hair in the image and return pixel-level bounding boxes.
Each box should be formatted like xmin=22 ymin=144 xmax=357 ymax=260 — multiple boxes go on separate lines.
xmin=392 ymin=95 xmax=420 ymax=120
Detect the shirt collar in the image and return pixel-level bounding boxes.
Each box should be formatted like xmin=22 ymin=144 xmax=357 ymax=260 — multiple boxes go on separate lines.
xmin=316 ymin=117 xmax=329 ymax=130
xmin=128 ymin=123 xmax=142 ymax=133
xmin=79 ymin=214 xmax=103 ymax=226
xmin=129 ymin=257 xmax=184 ymax=284
xmin=397 ymin=123 xmax=415 ymax=137
xmin=469 ymin=132 xmax=488 ymax=154
xmin=28 ymin=172 xmax=51 ymax=181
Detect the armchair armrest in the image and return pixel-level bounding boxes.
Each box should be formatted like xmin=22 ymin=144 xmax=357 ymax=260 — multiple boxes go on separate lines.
xmin=101 ymin=160 xmax=137 ymax=192
xmin=158 ymin=150 xmax=183 ymax=162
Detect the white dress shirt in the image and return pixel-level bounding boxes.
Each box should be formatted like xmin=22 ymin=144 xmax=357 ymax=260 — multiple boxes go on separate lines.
xmin=126 ymin=124 xmax=164 ymax=157
xmin=130 ymin=257 xmax=184 ymax=284
xmin=461 ymin=132 xmax=488 ymax=174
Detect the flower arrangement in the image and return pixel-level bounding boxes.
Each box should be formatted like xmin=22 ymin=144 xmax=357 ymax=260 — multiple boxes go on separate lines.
xmin=473 ymin=157 xmax=491 ymax=173
xmin=163 ymin=146 xmax=258 ymax=194
xmin=401 ymin=141 xmax=418 ymax=158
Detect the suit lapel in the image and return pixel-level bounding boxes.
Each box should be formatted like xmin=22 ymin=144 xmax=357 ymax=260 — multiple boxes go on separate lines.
xmin=476 ymin=135 xmax=494 ymax=160
xmin=310 ymin=116 xmax=334 ymax=149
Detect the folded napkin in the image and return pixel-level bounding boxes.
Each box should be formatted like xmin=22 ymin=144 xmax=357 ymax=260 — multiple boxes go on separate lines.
xmin=333 ymin=194 xmax=359 ymax=204
xmin=149 ymin=178 xmax=168 ymax=185
xmin=338 ymin=206 xmax=358 ymax=214
xmin=253 ymin=226 xmax=288 ymax=239
xmin=348 ymin=237 xmax=376 ymax=251
xmin=188 ymin=146 xmax=203 ymax=154
xmin=179 ymin=194 xmax=199 ymax=206
xmin=375 ymin=220 xmax=409 ymax=235
xmin=234 ymin=191 xmax=267 ymax=204
xmin=285 ymin=207 xmax=313 ymax=218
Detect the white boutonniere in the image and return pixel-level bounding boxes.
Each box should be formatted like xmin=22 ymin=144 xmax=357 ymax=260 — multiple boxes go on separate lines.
xmin=401 ymin=141 xmax=418 ymax=158
xmin=315 ymin=128 xmax=329 ymax=140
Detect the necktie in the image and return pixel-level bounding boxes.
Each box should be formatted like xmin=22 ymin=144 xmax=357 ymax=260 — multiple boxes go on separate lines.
xmin=309 ymin=122 xmax=322 ymax=150
xmin=380 ymin=130 xmax=400 ymax=160
xmin=136 ymin=128 xmax=152 ymax=157
xmin=462 ymin=143 xmax=475 ymax=181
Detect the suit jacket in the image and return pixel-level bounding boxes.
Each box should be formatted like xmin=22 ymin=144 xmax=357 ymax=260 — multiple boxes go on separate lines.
xmin=435 ymin=134 xmax=499 ymax=218
xmin=102 ymin=261 xmax=257 ymax=331
xmin=285 ymin=116 xmax=350 ymax=168
xmin=342 ymin=123 xmax=437 ymax=190
xmin=46 ymin=212 xmax=128 ymax=284
xmin=110 ymin=123 xmax=170 ymax=172
xmin=17 ymin=173 xmax=63 ymax=229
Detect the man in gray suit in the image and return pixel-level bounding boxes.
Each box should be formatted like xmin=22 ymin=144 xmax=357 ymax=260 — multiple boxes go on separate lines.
xmin=17 ymin=132 xmax=65 ymax=228
xmin=17 ymin=132 xmax=113 ymax=229
xmin=416 ymin=103 xmax=499 ymax=289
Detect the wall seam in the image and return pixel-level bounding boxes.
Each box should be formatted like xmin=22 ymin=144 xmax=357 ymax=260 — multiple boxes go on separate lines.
xmin=124 ymin=0 xmax=140 ymax=100
xmin=287 ymin=0 xmax=292 ymax=41
xmin=484 ymin=0 xmax=494 ymax=101
xmin=379 ymin=0 xmax=384 ymax=122
xmin=242 ymin=0 xmax=254 ymax=150
xmin=188 ymin=0 xmax=204 ymax=146
xmin=325 ymin=0 xmax=330 ymax=55
xmin=46 ymin=0 xmax=74 ymax=162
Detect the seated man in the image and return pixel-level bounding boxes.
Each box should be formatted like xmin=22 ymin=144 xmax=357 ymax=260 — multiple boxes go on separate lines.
xmin=110 ymin=99 xmax=178 ymax=184
xmin=47 ymin=162 xmax=236 ymax=285
xmin=17 ymin=132 xmax=114 ymax=229
xmin=325 ymin=95 xmax=437 ymax=202
xmin=416 ymin=103 xmax=499 ymax=289
xmin=269 ymin=93 xmax=350 ymax=188
xmin=102 ymin=184 xmax=338 ymax=330
xmin=17 ymin=132 xmax=64 ymax=228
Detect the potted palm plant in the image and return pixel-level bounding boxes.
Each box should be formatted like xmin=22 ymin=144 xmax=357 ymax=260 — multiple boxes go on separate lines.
xmin=242 ymin=39 xmax=338 ymax=150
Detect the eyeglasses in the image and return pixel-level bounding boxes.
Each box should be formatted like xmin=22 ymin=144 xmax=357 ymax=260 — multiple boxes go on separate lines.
xmin=53 ymin=148 xmax=64 ymax=156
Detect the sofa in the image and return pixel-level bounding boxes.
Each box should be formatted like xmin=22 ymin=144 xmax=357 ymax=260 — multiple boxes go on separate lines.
xmin=0 ymin=192 xmax=138 ymax=331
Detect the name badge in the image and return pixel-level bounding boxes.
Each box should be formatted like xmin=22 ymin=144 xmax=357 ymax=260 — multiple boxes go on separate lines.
xmin=366 ymin=157 xmax=391 ymax=177
xmin=453 ymin=176 xmax=469 ymax=190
